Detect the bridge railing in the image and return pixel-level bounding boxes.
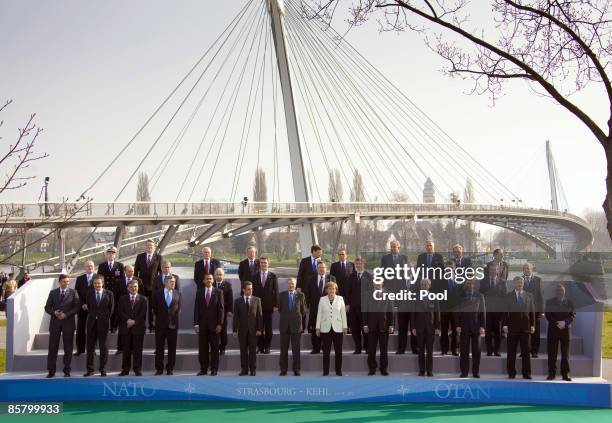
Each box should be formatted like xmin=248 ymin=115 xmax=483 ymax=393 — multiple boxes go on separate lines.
xmin=0 ymin=201 xmax=578 ymax=220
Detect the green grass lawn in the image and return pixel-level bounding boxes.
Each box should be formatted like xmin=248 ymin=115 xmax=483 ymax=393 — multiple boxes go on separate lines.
xmin=0 ymin=348 xmax=5 ymax=373
xmin=604 ymin=311 xmax=612 ymax=359
xmin=0 ymin=319 xmax=6 ymax=327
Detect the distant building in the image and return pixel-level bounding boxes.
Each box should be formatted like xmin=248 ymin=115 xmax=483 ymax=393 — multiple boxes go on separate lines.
xmin=423 ymin=177 xmax=435 ymax=203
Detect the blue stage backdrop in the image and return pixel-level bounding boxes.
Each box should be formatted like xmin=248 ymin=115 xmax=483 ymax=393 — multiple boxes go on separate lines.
xmin=1 ymin=376 xmax=610 ymax=408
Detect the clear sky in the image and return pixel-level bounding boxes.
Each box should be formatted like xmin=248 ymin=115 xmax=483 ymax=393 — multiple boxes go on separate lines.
xmin=0 ymin=0 xmax=607 ymax=216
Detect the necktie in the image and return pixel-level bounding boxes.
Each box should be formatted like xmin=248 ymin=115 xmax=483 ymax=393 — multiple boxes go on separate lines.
xmin=457 ymin=258 xmax=461 ymax=267
xmin=525 ymin=276 xmax=530 ymax=288
xmin=319 ymin=277 xmax=324 ymax=295
xmin=204 ymin=260 xmax=209 ymax=274
xmin=130 ymin=295 xmax=135 ymax=307
xmin=87 ymin=275 xmax=91 ymax=286
xmin=341 ymin=262 xmax=345 ymax=271
xmin=146 ymin=255 xmax=151 ymax=267
xmin=289 ymin=292 xmax=294 ymax=310
xmin=96 ymin=292 xmax=101 ymax=304
xmin=249 ymin=260 xmax=254 ymax=272
xmin=312 ymin=259 xmax=317 ymax=272
xmin=358 ymin=272 xmax=362 ymax=282
xmin=246 ymin=296 xmax=250 ymax=307
xmin=60 ymin=290 xmax=65 ymax=301
xmin=518 ymin=291 xmax=523 ymax=304
xmin=448 ymin=279 xmax=454 ymax=290
xmin=165 ymin=291 xmax=171 ymax=307
xmin=262 ymin=272 xmax=267 ymax=287
xmin=427 ymin=254 xmax=432 ymax=267
xmin=205 ymin=289 xmax=211 ymax=305
xmin=108 ymin=262 xmax=113 ymax=271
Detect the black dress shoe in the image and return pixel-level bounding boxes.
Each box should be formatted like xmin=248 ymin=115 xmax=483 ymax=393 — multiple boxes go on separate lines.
xmin=294 ymin=371 xmax=301 ymax=376
xmin=118 ymin=370 xmax=129 ymax=376
xmin=494 ymin=352 xmax=501 ymax=357
xmin=473 ymin=374 xmax=480 ymax=378
xmin=74 ymin=352 xmax=83 ymax=356
xmin=411 ymin=350 xmax=419 ymax=355
xmin=440 ymin=352 xmax=447 ymax=356
xmin=452 ymin=352 xmax=459 ymax=356
xmin=368 ymin=370 xmax=376 ymax=376
xmin=83 ymin=371 xmax=94 ymax=377
xmin=310 ymin=350 xmax=320 ymax=354
xmin=219 ymin=349 xmax=225 ymax=355
xmin=115 ymin=350 xmax=122 ymax=355
xmin=460 ymin=373 xmax=468 ymax=378
xmin=209 ymin=370 xmax=217 ymax=376
xmin=197 ymin=370 xmax=207 ymax=376
xmin=239 ymin=370 xmax=248 ymax=376
xmin=418 ymin=371 xmax=425 ymax=376
xmin=508 ymin=374 xmax=516 ymax=379
xmin=46 ymin=371 xmax=55 ymax=378
xmin=166 ymin=370 xmax=173 ymax=376
xmin=155 ymin=370 xmax=163 ymax=375
xmin=63 ymin=372 xmax=71 ymax=378
xmin=280 ymin=371 xmax=287 ymax=376
xmin=264 ymin=348 xmax=271 ymax=354
xmin=523 ymin=375 xmax=532 ymax=380
xmin=100 ymin=370 xmax=107 ymax=377
xmin=353 ymin=350 xmax=362 ymax=355
xmin=395 ymin=350 xmax=405 ymax=355
xmin=380 ymin=369 xmax=389 ymax=376
xmin=336 ymin=372 xmax=343 ymax=376
xmin=249 ymin=371 xmax=256 ymax=376
xmin=531 ymin=353 xmax=538 ymax=358
xmin=487 ymin=352 xmax=492 ymax=356
xmin=562 ymin=376 xmax=572 ymax=381
xmin=427 ymin=372 xmax=433 ymax=377
xmin=323 ymin=371 xmax=329 ymax=376
xmin=135 ymin=371 xmax=142 ymax=376
xmin=546 ymin=374 xmax=555 ymax=380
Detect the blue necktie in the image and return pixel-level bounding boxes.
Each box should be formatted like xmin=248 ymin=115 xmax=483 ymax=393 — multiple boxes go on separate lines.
xmin=518 ymin=291 xmax=523 ymax=304
xmin=448 ymin=279 xmax=454 ymax=291
xmin=96 ymin=292 xmax=101 ymax=304
xmin=165 ymin=291 xmax=171 ymax=307
xmin=289 ymin=292 xmax=294 ymax=310
xmin=427 ymin=254 xmax=432 ymax=267
xmin=312 ymin=260 xmax=317 ymax=272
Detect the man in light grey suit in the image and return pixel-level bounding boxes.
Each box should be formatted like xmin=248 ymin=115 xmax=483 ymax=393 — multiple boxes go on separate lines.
xmin=278 ymin=278 xmax=307 ymax=376
xmin=233 ymin=281 xmax=263 ymax=376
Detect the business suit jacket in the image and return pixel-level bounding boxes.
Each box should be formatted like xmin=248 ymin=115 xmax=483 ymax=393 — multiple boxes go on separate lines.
xmin=86 ymin=289 xmax=114 ymax=331
xmin=97 ymin=261 xmax=125 ymax=292
xmin=453 ymin=256 xmax=473 ymax=270
xmin=193 ymin=258 xmax=222 ymax=289
xmin=457 ymin=290 xmax=486 ymax=333
xmin=152 ymin=289 xmax=181 ymax=330
xmin=411 ymin=297 xmax=441 ymax=332
xmin=232 ymin=296 xmax=263 ymax=336
xmin=44 ymin=287 xmax=80 ymax=332
xmin=330 ymin=261 xmax=355 ymax=296
xmin=362 ymin=289 xmax=394 ymax=331
xmin=545 ymin=297 xmax=575 ymax=328
xmin=306 ymin=274 xmax=333 ymax=311
xmin=193 ymin=287 xmax=224 ymax=330
xmin=503 ymin=291 xmax=535 ymax=333
xmin=315 ymin=295 xmax=348 ymax=333
xmin=523 ymin=275 xmax=543 ymax=313
xmin=153 ymin=273 xmax=181 ymax=292
xmin=483 ymin=260 xmax=508 ymax=288
xmin=212 ymin=280 xmax=234 ymax=314
xmin=118 ymin=293 xmax=147 ymax=335
xmin=252 ymin=271 xmax=279 ymax=312
xmin=75 ymin=274 xmax=95 ymax=304
xmin=296 ymin=256 xmax=319 ymax=291
xmin=134 ymin=252 xmax=163 ymax=292
xmin=238 ymin=258 xmax=259 ymax=283
xmin=416 ymin=252 xmax=445 ymax=292
xmin=345 ymin=271 xmax=372 ymax=309
xmin=278 ymin=290 xmax=307 ymax=333
xmin=114 ymin=276 xmax=145 ymax=301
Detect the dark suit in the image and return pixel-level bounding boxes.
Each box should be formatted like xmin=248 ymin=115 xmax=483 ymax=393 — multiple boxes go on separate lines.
xmin=480 ymin=260 xmax=508 ymax=355
xmin=193 ymin=258 xmax=222 ymax=289
xmin=85 ymin=289 xmax=114 ymax=372
xmin=453 ymin=256 xmax=473 ymax=271
xmin=113 ymin=276 xmax=145 ymax=351
xmin=74 ymin=273 xmax=95 ymax=354
xmin=416 ymin=252 xmax=445 ymax=292
xmin=118 ymin=293 xmax=147 ymax=373
xmin=238 ymin=258 xmax=259 ymax=284
xmin=153 ymin=273 xmax=181 ymax=292
xmin=503 ymin=290 xmax=535 ymax=377
xmin=440 ymin=279 xmax=460 ymax=354
xmin=97 ymin=261 xmax=124 ymax=333
xmin=345 ymin=271 xmax=369 ymax=353
xmin=277 ymin=290 xmax=306 ymax=372
xmin=232 ymin=296 xmax=263 ymax=372
xmin=134 ymin=252 xmax=162 ymax=331
xmin=380 ymin=253 xmax=410 ymax=295
xmin=213 ymin=279 xmax=234 ymax=352
xmin=253 ymin=271 xmax=278 ymax=352
xmin=412 ymin=296 xmax=440 ymax=374
xmin=151 ymin=288 xmax=181 ymax=372
xmin=362 ymin=288 xmax=394 ymax=372
xmin=194 ymin=287 xmax=224 ymax=372
xmin=44 ymin=287 xmax=80 ymax=373
xmin=296 ymin=256 xmax=319 ymax=292
xmin=545 ymin=296 xmax=575 ymax=377
xmin=523 ymin=274 xmax=543 ymax=354
xmin=457 ymin=289 xmax=486 ymax=376
xmin=330 ymin=261 xmax=355 ymax=296
xmin=306 ymin=273 xmax=332 ymax=353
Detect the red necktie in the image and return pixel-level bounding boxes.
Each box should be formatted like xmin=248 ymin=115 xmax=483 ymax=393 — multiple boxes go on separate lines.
xmin=130 ymin=296 xmax=135 ymax=307
xmin=205 ymin=289 xmax=211 ymax=305
xmin=204 ymin=260 xmax=209 ymax=275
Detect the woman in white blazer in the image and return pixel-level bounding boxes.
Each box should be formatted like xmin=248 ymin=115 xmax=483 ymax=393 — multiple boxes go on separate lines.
xmin=315 ymin=281 xmax=348 ymax=376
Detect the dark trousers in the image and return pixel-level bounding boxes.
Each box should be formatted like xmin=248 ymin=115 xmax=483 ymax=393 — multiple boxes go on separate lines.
xmin=485 ymin=312 xmax=502 ymax=354
xmin=219 ymin=313 xmax=229 ymax=351
xmin=279 ymin=327 xmax=301 ymax=372
xmin=86 ymin=326 xmax=108 ymax=372
xmin=155 ymin=327 xmax=177 ymax=371
xmin=531 ymin=317 xmax=541 ymax=354
xmin=349 ymin=305 xmax=367 ymax=352
xmin=309 ymin=312 xmax=321 ymax=352
xmin=121 ymin=332 xmax=144 ymax=372
xmin=367 ymin=329 xmax=389 ymax=371
xmin=440 ymin=312 xmax=458 ymax=354
xmin=507 ymin=332 xmax=531 ymax=377
xmin=547 ymin=326 xmax=570 ymax=376
xmin=198 ymin=327 xmax=220 ymax=371
xmin=76 ymin=310 xmax=88 ymax=353
xmin=145 ymin=289 xmax=155 ymax=330
xmin=321 ymin=329 xmax=343 ymax=374
xmin=258 ymin=310 xmax=273 ymax=351
xmin=239 ymin=333 xmax=257 ymax=371
xmin=397 ymin=312 xmax=418 ymax=353
xmin=459 ymin=331 xmax=481 ymax=376
xmin=47 ymin=326 xmax=74 ymax=373
xmin=417 ymin=329 xmax=434 ymax=373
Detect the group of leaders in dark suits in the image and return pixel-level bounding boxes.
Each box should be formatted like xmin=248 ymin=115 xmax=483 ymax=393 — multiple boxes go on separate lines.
xmin=45 ymin=241 xmax=576 ymax=381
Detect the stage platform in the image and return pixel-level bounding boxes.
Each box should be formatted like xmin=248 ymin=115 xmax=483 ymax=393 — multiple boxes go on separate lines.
xmin=0 ymin=372 xmax=610 ymax=408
